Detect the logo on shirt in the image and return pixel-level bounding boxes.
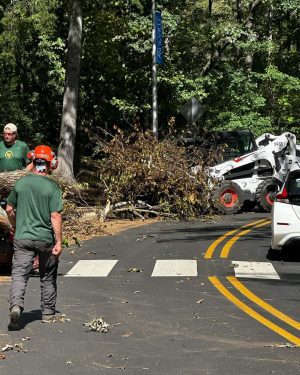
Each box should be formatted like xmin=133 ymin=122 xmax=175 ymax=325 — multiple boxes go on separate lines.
xmin=5 ymin=151 xmax=14 ymax=159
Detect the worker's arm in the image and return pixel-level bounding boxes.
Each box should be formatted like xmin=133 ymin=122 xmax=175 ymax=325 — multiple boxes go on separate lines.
xmin=51 ymin=211 xmax=62 ymax=257
xmin=6 ymin=204 xmax=16 ymax=231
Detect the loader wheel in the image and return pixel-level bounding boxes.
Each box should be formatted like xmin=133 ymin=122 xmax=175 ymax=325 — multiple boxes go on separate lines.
xmin=213 ymin=181 xmax=244 ymax=214
xmin=256 ymin=179 xmax=279 ymax=212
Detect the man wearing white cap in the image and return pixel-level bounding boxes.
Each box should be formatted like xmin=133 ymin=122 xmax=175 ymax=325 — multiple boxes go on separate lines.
xmin=0 ymin=123 xmax=32 ymax=172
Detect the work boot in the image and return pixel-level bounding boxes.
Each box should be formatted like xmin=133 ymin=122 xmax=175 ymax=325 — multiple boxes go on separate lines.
xmin=41 ymin=314 xmax=56 ymax=323
xmin=8 ymin=305 xmax=22 ymax=331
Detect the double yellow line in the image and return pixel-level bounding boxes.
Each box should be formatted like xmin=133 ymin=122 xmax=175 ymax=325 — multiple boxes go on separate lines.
xmin=205 ymin=218 xmax=270 ymax=259
xmin=205 ymin=218 xmax=300 ymax=345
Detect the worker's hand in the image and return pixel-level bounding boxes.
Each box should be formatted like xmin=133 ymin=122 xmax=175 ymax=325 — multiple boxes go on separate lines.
xmin=52 ymin=242 xmax=62 ymax=257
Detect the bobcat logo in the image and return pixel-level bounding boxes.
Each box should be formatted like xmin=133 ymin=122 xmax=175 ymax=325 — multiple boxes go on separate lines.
xmin=5 ymin=151 xmax=13 ymax=159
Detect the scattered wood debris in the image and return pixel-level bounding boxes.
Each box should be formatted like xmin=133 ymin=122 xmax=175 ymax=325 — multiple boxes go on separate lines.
xmin=83 ymin=317 xmax=110 ymax=333
xmin=127 ymin=267 xmax=143 ymax=272
xmin=1 ymin=344 xmax=13 ymax=352
xmin=264 ymin=343 xmax=300 ymax=348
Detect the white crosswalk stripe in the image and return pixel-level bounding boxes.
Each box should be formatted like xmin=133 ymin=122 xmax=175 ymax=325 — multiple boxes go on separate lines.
xmin=232 ymin=261 xmax=280 ymax=280
xmin=151 ymin=259 xmax=198 ymax=277
xmin=65 ymin=260 xmax=118 ymax=277
xmin=64 ymin=259 xmax=198 ymax=278
xmin=64 ymin=259 xmax=280 ymax=279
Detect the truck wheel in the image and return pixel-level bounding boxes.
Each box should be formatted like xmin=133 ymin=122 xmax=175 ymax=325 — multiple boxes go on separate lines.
xmin=256 ymin=179 xmax=279 ymax=212
xmin=213 ymin=181 xmax=244 ymax=214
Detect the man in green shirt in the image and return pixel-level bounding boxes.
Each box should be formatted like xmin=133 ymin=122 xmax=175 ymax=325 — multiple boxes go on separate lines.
xmin=6 ymin=145 xmax=63 ymax=330
xmin=0 ymin=123 xmax=32 ymax=172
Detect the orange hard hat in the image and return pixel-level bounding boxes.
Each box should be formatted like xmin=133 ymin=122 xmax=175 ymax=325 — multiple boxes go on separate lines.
xmin=27 ymin=145 xmax=58 ymax=169
xmin=32 ymin=145 xmax=54 ymax=161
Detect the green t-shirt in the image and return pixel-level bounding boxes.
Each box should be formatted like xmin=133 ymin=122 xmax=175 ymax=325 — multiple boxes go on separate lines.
xmin=7 ymin=173 xmax=63 ymax=242
xmin=0 ymin=140 xmax=30 ymax=172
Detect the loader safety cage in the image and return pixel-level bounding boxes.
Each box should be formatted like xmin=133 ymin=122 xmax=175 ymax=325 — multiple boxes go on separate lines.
xmin=178 ymin=130 xmax=257 ymax=162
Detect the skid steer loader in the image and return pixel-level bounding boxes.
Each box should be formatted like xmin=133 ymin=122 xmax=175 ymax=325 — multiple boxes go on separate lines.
xmin=210 ymin=132 xmax=300 ymax=214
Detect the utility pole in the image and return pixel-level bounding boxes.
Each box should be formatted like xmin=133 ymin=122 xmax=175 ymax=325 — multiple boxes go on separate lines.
xmin=152 ymin=0 xmax=158 ymax=137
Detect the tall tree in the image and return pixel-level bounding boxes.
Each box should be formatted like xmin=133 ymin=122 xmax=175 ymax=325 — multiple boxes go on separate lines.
xmin=56 ymin=0 xmax=82 ymax=181
xmin=0 ymin=0 xmax=64 ymax=144
xmin=0 ymin=0 xmax=299 ymax=149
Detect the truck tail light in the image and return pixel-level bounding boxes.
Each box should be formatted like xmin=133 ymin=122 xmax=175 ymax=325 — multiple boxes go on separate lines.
xmin=276 ymin=186 xmax=289 ymax=203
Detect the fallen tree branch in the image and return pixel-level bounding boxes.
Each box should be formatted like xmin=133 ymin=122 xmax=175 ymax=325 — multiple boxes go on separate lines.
xmin=111 ymin=205 xmax=175 ymax=218
xmin=89 ymin=199 xmax=176 ymax=220
xmin=0 ymin=170 xmax=28 ymax=195
xmin=132 ymin=210 xmax=144 ymax=219
xmin=134 ymin=208 xmax=174 ymax=217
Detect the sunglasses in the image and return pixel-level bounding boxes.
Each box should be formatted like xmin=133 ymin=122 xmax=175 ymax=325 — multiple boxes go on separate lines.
xmin=3 ymin=132 xmax=15 ymax=136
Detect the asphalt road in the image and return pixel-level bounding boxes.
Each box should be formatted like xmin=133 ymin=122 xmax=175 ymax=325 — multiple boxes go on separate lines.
xmin=0 ymin=212 xmax=299 ymax=374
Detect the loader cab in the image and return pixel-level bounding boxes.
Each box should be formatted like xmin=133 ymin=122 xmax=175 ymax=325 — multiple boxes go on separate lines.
xmin=179 ymin=130 xmax=257 ymax=162
xmin=211 ymin=130 xmax=257 ymax=160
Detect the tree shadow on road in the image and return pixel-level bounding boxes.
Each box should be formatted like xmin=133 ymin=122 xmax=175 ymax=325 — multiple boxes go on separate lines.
xmin=154 ymin=221 xmax=271 ymax=243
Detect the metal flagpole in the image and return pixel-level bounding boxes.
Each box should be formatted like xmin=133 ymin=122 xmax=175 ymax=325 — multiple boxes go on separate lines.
xmin=152 ymin=0 xmax=158 ymax=137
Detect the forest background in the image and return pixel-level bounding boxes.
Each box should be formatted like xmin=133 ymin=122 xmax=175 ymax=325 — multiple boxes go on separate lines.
xmin=0 ymin=0 xmax=299 ymax=223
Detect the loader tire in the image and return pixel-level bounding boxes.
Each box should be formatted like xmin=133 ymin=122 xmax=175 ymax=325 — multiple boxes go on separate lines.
xmin=213 ymin=181 xmax=244 ymax=215
xmin=256 ymin=179 xmax=279 ymax=212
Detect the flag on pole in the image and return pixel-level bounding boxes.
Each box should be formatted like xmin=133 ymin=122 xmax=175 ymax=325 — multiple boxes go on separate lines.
xmin=155 ymin=11 xmax=163 ymax=64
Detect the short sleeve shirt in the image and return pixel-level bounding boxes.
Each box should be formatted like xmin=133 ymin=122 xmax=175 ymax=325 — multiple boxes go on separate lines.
xmin=0 ymin=140 xmax=30 ymax=172
xmin=7 ymin=173 xmax=63 ymax=242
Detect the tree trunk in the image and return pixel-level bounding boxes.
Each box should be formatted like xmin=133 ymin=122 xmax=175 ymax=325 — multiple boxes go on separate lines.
xmin=56 ymin=0 xmax=82 ymax=182
xmin=208 ymin=0 xmax=213 ymax=17
xmin=297 ymin=10 xmax=300 ymax=54
xmin=236 ymin=0 xmax=242 ymax=62
xmin=244 ymin=0 xmax=262 ymax=71
xmin=285 ymin=11 xmax=291 ymax=51
xmin=236 ymin=0 xmax=242 ymax=22
xmin=0 ymin=170 xmax=28 ymax=196
xmin=267 ymin=3 xmax=273 ymax=64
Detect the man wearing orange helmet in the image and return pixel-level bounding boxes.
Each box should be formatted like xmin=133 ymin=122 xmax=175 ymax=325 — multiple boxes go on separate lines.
xmin=6 ymin=145 xmax=63 ymax=330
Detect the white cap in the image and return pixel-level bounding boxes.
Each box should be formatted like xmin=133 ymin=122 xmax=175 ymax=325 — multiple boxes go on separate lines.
xmin=4 ymin=123 xmax=17 ymax=133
